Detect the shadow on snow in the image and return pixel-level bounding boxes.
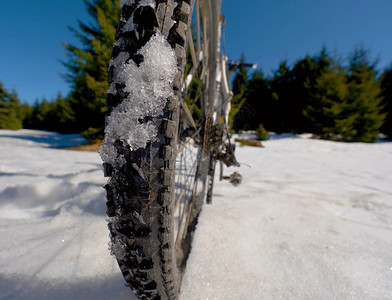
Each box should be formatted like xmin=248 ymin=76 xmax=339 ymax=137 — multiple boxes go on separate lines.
xmin=0 ymin=274 xmax=136 ymax=300
xmin=0 ymin=131 xmax=86 ymax=148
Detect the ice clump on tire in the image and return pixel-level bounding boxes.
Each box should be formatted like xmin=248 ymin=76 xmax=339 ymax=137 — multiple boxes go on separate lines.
xmin=119 ymin=0 xmax=134 ymax=8
xmin=99 ymin=32 xmax=177 ymax=167
xmin=120 ymin=0 xmax=155 ymax=8
xmin=138 ymin=0 xmax=156 ymax=8
xmin=110 ymin=235 xmax=128 ymax=260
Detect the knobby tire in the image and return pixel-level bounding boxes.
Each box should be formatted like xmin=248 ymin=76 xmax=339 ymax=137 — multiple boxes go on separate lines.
xmin=102 ymin=1 xmax=213 ymax=299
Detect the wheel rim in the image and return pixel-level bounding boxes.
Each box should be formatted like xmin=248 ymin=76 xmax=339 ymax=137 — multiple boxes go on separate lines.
xmin=172 ymin=0 xmax=216 ymax=268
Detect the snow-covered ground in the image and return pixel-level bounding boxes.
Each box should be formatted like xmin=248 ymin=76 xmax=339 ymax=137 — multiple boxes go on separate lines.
xmin=0 ymin=129 xmax=391 ymax=299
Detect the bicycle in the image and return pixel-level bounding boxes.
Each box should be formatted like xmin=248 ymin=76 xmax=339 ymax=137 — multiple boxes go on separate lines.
xmin=100 ymin=0 xmax=238 ymax=298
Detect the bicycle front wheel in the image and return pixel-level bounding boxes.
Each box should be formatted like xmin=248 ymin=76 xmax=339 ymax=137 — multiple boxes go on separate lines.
xmin=100 ymin=0 xmax=222 ymax=299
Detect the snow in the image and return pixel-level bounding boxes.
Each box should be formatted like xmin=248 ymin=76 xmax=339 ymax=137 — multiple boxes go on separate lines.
xmin=181 ymin=134 xmax=392 ymax=300
xmin=120 ymin=0 xmax=135 ymax=8
xmin=119 ymin=0 xmax=156 ymax=9
xmin=101 ymin=32 xmax=177 ymax=166
xmin=1 ymin=129 xmax=392 ymax=299
xmin=0 ymin=130 xmax=130 ymax=299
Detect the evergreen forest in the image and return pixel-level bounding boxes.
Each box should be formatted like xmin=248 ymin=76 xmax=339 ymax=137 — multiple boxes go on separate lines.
xmin=1 ymin=0 xmax=392 ymax=143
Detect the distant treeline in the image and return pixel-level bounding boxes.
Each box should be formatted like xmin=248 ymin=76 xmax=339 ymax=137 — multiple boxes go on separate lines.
xmin=1 ymin=0 xmax=392 ymax=142
xmin=231 ymin=49 xmax=392 ymax=142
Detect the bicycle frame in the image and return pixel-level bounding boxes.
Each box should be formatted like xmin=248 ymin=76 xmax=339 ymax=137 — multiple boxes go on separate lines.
xmin=183 ymin=0 xmax=231 ymax=124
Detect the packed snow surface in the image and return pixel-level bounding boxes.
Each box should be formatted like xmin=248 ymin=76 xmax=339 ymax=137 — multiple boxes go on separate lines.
xmin=1 ymin=130 xmax=391 ymax=299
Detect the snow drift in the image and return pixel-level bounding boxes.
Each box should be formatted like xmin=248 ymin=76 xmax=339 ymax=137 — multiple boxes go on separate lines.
xmin=0 ymin=130 xmax=391 ymax=299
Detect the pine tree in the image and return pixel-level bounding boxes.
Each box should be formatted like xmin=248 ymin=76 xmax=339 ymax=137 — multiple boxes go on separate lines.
xmin=229 ymin=54 xmax=249 ymax=129
xmin=345 ymin=48 xmax=385 ymax=142
xmin=303 ymin=48 xmax=384 ymax=142
xmin=304 ymin=65 xmax=354 ymax=140
xmin=24 ymin=99 xmax=52 ymax=130
xmin=63 ymin=0 xmax=120 ymax=140
xmin=24 ymin=93 xmax=75 ymax=133
xmin=269 ymin=49 xmax=332 ymax=133
xmin=380 ymin=65 xmax=392 ymax=139
xmin=269 ymin=61 xmax=292 ymax=132
xmin=0 ymin=81 xmax=23 ymax=130
xmin=233 ymin=71 xmax=272 ymax=131
xmin=42 ymin=93 xmax=75 ymax=133
xmin=18 ymin=103 xmax=32 ymax=126
xmin=231 ymin=54 xmax=249 ymax=95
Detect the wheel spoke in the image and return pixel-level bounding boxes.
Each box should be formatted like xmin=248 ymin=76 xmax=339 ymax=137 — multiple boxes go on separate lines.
xmin=196 ymin=0 xmax=201 ymax=55
xmin=180 ymin=97 xmax=197 ymax=129
xmin=173 ymin=188 xmax=185 ymax=212
xmin=176 ymin=127 xmax=202 ymax=155
xmin=182 ymin=194 xmax=196 ymax=240
xmin=175 ymin=199 xmax=189 ymax=246
xmin=173 ymin=0 xmax=224 ymax=276
xmin=188 ymin=29 xmax=199 ymax=70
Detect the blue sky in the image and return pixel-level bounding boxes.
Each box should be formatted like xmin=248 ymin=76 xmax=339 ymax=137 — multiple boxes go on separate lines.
xmin=1 ymin=0 xmax=392 ymax=105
